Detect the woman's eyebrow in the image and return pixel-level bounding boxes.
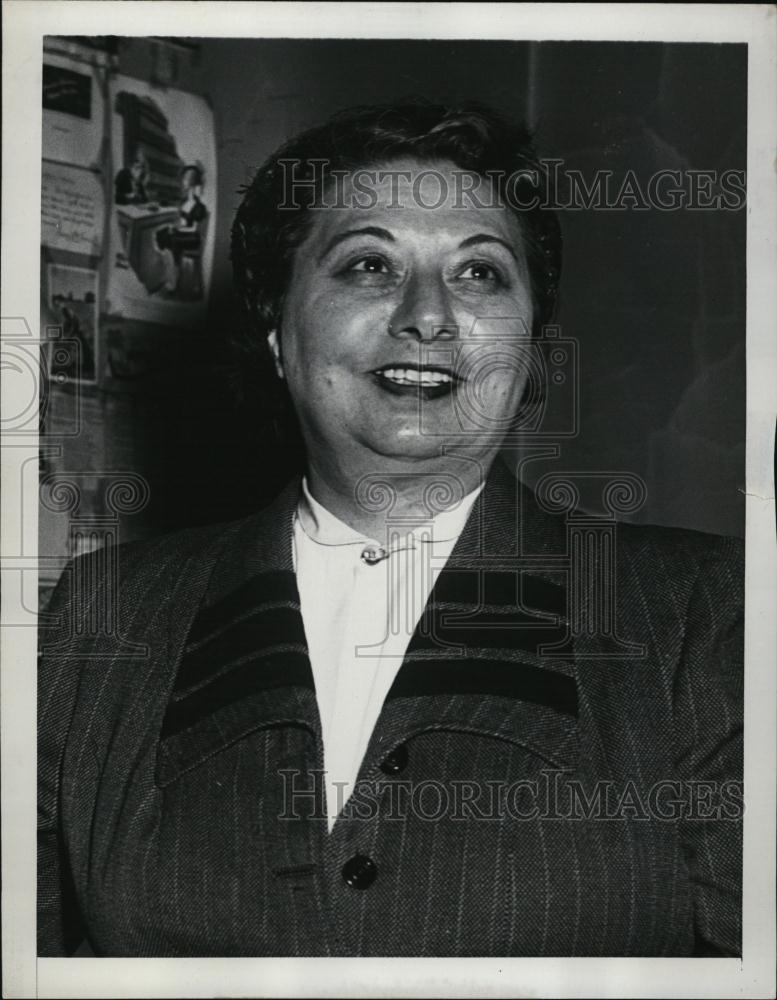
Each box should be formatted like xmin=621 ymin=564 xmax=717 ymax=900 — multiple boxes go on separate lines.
xmin=318 ymin=226 xmax=395 ymax=262
xmin=458 ymin=234 xmax=519 ymax=261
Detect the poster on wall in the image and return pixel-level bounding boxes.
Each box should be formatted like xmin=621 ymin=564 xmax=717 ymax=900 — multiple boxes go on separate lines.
xmin=105 ymin=74 xmax=217 ymax=326
xmin=42 ymin=52 xmax=106 ymax=169
xmin=41 ymin=161 xmax=105 ymax=256
xmin=46 ymin=263 xmax=99 ymax=384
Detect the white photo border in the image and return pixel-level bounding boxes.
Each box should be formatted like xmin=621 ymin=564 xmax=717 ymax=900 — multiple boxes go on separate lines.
xmin=2 ymin=3 xmax=775 ymax=998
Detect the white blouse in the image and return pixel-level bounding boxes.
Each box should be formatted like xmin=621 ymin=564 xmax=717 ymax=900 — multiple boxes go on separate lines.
xmin=292 ymin=477 xmax=482 ymax=830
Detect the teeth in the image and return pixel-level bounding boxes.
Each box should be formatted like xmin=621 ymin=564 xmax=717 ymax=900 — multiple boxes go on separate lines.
xmin=379 ymin=368 xmax=453 ymax=386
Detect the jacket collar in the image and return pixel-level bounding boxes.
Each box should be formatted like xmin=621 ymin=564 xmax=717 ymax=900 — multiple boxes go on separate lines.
xmin=156 ymin=458 xmax=579 ymax=786
xmin=211 ymin=457 xmax=569 ymax=584
xmin=446 ymin=457 xmax=568 ymax=579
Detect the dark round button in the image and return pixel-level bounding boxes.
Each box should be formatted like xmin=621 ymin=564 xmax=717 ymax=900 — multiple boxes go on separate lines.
xmin=379 ymin=742 xmax=409 ymax=775
xmin=342 ymin=854 xmax=378 ymax=890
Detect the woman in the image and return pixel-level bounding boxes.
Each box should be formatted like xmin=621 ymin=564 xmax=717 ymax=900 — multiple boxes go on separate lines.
xmin=154 ymin=163 xmax=208 ymax=298
xmin=38 ymin=103 xmax=742 ymax=957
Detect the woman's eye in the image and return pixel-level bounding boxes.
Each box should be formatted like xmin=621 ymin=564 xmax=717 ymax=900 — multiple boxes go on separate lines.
xmin=338 ymin=254 xmax=398 ymax=285
xmin=350 ymin=255 xmax=389 ymax=274
xmin=459 ymin=262 xmax=501 ymax=282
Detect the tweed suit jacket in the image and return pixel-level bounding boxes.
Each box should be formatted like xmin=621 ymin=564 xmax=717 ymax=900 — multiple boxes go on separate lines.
xmin=38 ymin=461 xmax=743 ymax=957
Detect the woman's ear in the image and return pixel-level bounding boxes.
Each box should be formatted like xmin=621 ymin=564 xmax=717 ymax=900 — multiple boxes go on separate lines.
xmin=267 ymin=330 xmax=284 ymax=379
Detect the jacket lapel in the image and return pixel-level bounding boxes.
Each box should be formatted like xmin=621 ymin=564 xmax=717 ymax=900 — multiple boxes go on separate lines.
xmin=357 ymin=459 xmax=580 ymax=777
xmin=155 ymin=477 xmax=321 ymax=786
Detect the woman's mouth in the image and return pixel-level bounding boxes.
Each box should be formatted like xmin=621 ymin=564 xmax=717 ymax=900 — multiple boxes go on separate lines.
xmin=371 ymin=364 xmax=460 ymax=399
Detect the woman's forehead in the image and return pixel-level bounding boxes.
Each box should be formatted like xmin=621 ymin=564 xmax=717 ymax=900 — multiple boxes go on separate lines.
xmin=305 ymin=156 xmax=524 ymax=250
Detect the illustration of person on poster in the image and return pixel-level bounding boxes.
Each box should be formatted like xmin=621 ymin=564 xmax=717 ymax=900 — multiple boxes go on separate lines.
xmin=114 ymin=148 xmax=150 ymax=206
xmin=153 ymin=162 xmax=208 ymax=299
xmin=107 ymin=79 xmax=216 ymax=325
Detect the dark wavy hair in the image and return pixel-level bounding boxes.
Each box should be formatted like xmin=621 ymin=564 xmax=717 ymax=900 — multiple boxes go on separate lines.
xmin=229 ymin=101 xmax=562 ymax=412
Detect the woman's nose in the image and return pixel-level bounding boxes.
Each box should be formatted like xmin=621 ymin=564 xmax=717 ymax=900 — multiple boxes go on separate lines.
xmin=388 ymin=273 xmax=458 ymax=341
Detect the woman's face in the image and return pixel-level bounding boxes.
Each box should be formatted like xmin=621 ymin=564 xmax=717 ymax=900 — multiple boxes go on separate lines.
xmin=272 ymin=158 xmax=534 ymax=481
xmin=181 ymin=168 xmax=201 ymax=194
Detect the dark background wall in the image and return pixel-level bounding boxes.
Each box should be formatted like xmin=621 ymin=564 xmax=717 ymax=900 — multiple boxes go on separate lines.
xmin=42 ymin=38 xmax=746 ymax=568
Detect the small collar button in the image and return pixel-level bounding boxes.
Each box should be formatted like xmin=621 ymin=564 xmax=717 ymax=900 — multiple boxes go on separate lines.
xmin=361 ymin=546 xmax=387 ymax=565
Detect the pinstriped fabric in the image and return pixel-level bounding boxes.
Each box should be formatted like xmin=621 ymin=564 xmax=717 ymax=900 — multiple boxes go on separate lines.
xmin=38 ymin=463 xmax=742 ymax=956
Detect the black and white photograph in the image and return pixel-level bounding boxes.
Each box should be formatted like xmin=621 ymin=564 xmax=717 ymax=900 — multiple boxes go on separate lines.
xmin=1 ymin=3 xmax=775 ymax=998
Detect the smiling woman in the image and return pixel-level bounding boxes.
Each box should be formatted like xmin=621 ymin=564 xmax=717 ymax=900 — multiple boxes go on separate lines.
xmin=231 ymin=104 xmax=560 ymax=530
xmin=39 ymin=102 xmax=742 ymax=958
xmin=265 ymin=158 xmax=535 ymax=525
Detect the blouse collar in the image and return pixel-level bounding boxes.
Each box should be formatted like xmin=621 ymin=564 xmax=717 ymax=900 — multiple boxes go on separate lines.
xmin=296 ymin=475 xmax=484 ymax=550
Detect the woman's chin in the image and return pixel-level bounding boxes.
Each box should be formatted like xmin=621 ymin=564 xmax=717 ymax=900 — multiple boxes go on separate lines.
xmin=360 ymin=427 xmax=481 ymax=463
